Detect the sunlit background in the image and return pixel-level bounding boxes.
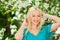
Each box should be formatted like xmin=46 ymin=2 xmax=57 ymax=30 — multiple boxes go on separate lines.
xmin=0 ymin=0 xmax=60 ymax=40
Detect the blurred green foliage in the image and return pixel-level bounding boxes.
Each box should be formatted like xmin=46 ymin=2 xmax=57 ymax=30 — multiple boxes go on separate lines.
xmin=0 ymin=0 xmax=60 ymax=40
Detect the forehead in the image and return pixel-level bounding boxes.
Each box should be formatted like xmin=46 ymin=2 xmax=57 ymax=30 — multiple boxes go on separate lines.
xmin=31 ymin=10 xmax=41 ymax=15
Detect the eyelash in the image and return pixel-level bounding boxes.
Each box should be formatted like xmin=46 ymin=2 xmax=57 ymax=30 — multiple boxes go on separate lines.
xmin=38 ymin=15 xmax=40 ymax=17
xmin=32 ymin=15 xmax=40 ymax=17
xmin=33 ymin=15 xmax=35 ymax=17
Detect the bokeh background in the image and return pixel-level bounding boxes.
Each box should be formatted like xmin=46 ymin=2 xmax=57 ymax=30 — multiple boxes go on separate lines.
xmin=0 ymin=0 xmax=60 ymax=40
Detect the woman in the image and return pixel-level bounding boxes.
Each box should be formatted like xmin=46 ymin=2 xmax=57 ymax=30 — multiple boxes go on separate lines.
xmin=14 ymin=6 xmax=60 ymax=40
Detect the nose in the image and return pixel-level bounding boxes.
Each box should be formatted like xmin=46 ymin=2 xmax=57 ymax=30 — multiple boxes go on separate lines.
xmin=35 ymin=17 xmax=38 ymax=19
xmin=34 ymin=18 xmax=39 ymax=21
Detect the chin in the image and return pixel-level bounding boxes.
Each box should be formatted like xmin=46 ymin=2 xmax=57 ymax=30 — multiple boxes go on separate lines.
xmin=33 ymin=22 xmax=39 ymax=25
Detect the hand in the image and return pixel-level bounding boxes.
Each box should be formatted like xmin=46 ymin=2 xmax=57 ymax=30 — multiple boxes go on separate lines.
xmin=42 ymin=13 xmax=46 ymax=17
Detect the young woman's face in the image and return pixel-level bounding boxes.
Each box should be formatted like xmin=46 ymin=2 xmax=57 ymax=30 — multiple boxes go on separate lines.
xmin=31 ymin=10 xmax=42 ymax=25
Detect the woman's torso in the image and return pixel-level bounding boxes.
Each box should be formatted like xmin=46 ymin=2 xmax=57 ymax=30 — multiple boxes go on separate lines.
xmin=22 ymin=24 xmax=55 ymax=40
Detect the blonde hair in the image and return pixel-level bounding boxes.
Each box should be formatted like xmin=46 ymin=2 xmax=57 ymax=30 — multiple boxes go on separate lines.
xmin=25 ymin=6 xmax=44 ymax=35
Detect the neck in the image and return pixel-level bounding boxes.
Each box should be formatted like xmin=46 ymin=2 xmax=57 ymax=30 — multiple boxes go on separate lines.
xmin=31 ymin=24 xmax=38 ymax=30
xmin=30 ymin=22 xmax=42 ymax=30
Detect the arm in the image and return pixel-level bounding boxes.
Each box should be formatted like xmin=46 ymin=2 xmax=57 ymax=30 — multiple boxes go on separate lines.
xmin=43 ymin=13 xmax=60 ymax=32
xmin=14 ymin=17 xmax=27 ymax=40
xmin=43 ymin=13 xmax=60 ymax=23
xmin=14 ymin=24 xmax=25 ymax=40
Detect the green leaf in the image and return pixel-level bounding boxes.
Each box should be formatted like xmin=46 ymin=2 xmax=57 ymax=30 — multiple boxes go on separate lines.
xmin=3 ymin=10 xmax=11 ymax=15
xmin=8 ymin=17 xmax=12 ymax=23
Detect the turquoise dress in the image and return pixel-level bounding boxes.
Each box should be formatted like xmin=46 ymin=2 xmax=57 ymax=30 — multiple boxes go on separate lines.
xmin=22 ymin=24 xmax=55 ymax=40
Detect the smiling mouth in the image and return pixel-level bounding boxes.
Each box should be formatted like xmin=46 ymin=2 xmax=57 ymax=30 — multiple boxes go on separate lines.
xmin=34 ymin=20 xmax=39 ymax=23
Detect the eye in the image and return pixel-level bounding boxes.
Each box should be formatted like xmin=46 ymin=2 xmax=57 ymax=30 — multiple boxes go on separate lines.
xmin=38 ymin=15 xmax=40 ymax=17
xmin=32 ymin=15 xmax=35 ymax=17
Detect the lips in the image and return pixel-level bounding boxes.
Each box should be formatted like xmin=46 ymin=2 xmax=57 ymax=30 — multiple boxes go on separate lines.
xmin=34 ymin=20 xmax=39 ymax=23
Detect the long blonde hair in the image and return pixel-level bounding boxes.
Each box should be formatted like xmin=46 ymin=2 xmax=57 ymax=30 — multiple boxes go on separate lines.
xmin=25 ymin=6 xmax=44 ymax=35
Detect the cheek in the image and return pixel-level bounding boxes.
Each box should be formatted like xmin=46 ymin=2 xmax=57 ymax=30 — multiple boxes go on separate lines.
xmin=32 ymin=17 xmax=41 ymax=22
xmin=36 ymin=17 xmax=42 ymax=23
xmin=31 ymin=17 xmax=35 ymax=21
xmin=37 ymin=18 xmax=41 ymax=22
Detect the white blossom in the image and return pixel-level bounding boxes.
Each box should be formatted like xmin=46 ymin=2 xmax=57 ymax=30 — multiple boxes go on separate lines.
xmin=24 ymin=14 xmax=26 ymax=18
xmin=0 ymin=37 xmax=3 ymax=40
xmin=23 ymin=9 xmax=27 ymax=13
xmin=58 ymin=12 xmax=60 ymax=16
xmin=11 ymin=29 xmax=17 ymax=35
xmin=56 ymin=3 xmax=59 ymax=6
xmin=0 ymin=31 xmax=3 ymax=34
xmin=1 ymin=0 xmax=4 ymax=2
xmin=35 ymin=0 xmax=40 ymax=7
xmin=15 ymin=11 xmax=20 ymax=16
xmin=17 ymin=14 xmax=22 ymax=19
xmin=0 ymin=34 xmax=3 ymax=37
xmin=12 ymin=13 xmax=22 ymax=20
xmin=5 ymin=37 xmax=9 ymax=40
xmin=0 ymin=28 xmax=5 ymax=40
xmin=12 ymin=11 xmax=14 ymax=15
xmin=28 ymin=0 xmax=32 ymax=3
xmin=10 ymin=25 xmax=17 ymax=29
xmin=55 ymin=27 xmax=60 ymax=34
xmin=51 ymin=7 xmax=55 ymax=13
xmin=55 ymin=7 xmax=59 ymax=11
xmin=43 ymin=3 xmax=49 ymax=9
xmin=1 ymin=28 xmax=6 ymax=31
xmin=13 ymin=16 xmax=17 ymax=19
xmin=41 ymin=17 xmax=47 ymax=25
xmin=10 ymin=25 xmax=17 ymax=35
xmin=17 ymin=0 xmax=31 ymax=8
